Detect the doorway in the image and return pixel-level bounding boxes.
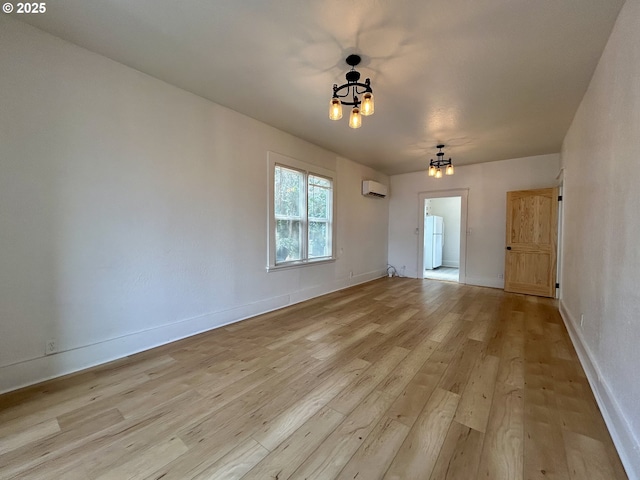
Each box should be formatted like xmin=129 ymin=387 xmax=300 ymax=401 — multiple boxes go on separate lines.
xmin=418 ymin=189 xmax=468 ymax=284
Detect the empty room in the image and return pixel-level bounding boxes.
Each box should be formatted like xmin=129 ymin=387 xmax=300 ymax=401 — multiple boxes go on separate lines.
xmin=1 ymin=1 xmax=638 ymax=479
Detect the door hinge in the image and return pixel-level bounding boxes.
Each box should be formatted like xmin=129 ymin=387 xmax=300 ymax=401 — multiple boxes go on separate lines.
xmin=555 ymin=282 xmax=560 ymax=288
xmin=558 ymin=195 xmax=563 ymax=201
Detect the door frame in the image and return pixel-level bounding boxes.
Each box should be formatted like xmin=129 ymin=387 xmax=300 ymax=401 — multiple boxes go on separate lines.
xmin=417 ymin=189 xmax=469 ymax=284
xmin=555 ymin=169 xmax=564 ymax=300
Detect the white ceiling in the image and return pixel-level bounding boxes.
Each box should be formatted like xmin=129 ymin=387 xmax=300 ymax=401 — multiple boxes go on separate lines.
xmin=19 ymin=0 xmax=625 ymax=174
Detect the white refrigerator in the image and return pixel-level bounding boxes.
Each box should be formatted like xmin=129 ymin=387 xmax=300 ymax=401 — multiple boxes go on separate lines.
xmin=424 ymin=215 xmax=444 ymax=270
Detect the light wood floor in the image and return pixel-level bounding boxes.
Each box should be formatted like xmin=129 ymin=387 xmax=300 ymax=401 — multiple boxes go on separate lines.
xmin=0 ymin=278 xmax=628 ymax=480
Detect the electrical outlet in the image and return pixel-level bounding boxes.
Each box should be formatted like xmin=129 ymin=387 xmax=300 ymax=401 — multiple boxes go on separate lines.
xmin=349 ymin=271 xmax=353 ymax=279
xmin=580 ymin=314 xmax=584 ymax=327
xmin=45 ymin=339 xmax=58 ymax=355
xmin=498 ymin=273 xmax=504 ymax=279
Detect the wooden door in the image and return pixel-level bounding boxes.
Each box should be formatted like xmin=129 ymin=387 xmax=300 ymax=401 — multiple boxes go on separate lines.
xmin=504 ymin=187 xmax=558 ymax=297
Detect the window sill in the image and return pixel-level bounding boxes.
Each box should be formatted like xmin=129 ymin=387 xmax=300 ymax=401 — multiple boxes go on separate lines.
xmin=266 ymin=258 xmax=336 ymax=272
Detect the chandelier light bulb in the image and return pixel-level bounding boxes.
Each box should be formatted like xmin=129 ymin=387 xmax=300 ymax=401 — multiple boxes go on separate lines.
xmin=361 ymin=92 xmax=375 ymax=116
xmin=349 ymin=107 xmax=362 ymax=129
xmin=435 ymin=168 xmax=443 ymax=179
xmin=428 ymin=165 xmax=436 ymax=177
xmin=329 ymin=98 xmax=343 ymax=120
xmin=446 ymin=164 xmax=454 ymax=175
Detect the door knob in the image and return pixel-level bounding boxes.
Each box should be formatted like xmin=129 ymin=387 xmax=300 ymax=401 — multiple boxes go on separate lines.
xmin=506 ymin=246 xmax=512 ymax=250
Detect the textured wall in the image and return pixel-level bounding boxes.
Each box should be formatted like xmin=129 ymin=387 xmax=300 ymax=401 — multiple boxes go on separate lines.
xmin=560 ymin=0 xmax=640 ymax=475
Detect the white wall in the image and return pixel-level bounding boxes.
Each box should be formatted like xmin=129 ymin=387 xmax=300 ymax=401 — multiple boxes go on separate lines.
xmin=429 ymin=197 xmax=461 ymax=268
xmin=559 ymin=0 xmax=640 ymax=476
xmin=0 ymin=18 xmax=389 ymax=393
xmin=388 ymin=154 xmax=560 ymax=286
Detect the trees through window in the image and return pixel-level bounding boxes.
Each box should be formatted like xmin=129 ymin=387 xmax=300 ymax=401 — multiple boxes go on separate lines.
xmin=272 ymin=163 xmax=334 ymax=267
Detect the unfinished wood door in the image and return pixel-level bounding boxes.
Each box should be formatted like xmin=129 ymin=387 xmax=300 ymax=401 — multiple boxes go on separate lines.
xmin=504 ymin=187 xmax=558 ymax=297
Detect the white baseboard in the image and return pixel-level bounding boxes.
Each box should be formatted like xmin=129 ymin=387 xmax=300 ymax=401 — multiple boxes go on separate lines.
xmin=559 ymin=301 xmax=639 ymax=480
xmin=0 ymin=270 xmax=386 ymax=395
xmin=442 ymin=260 xmax=460 ymax=268
xmin=289 ymin=269 xmax=384 ymax=304
xmin=463 ymin=275 xmax=504 ymax=289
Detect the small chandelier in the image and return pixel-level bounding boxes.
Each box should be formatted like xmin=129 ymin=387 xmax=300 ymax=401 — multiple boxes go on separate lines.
xmin=428 ymin=144 xmax=454 ymax=178
xmin=329 ymin=54 xmax=374 ymax=129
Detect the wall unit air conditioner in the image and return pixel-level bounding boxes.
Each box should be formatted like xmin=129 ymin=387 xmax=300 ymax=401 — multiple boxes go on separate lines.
xmin=362 ymin=180 xmax=388 ymax=198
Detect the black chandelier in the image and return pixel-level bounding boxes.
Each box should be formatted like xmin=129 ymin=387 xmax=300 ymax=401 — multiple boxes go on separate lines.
xmin=329 ymin=54 xmax=374 ymax=129
xmin=428 ymin=144 xmax=455 ymax=178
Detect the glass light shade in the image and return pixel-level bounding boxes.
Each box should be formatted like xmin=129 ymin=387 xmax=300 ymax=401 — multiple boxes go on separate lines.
xmin=329 ymin=98 xmax=343 ymax=120
xmin=435 ymin=168 xmax=442 ymax=179
xmin=428 ymin=165 xmax=436 ymax=177
xmin=349 ymin=107 xmax=362 ymax=129
xmin=361 ymin=92 xmax=375 ymax=116
xmin=445 ymin=164 xmax=454 ymax=175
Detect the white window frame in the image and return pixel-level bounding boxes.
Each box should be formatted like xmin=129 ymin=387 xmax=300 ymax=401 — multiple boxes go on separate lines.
xmin=267 ymin=151 xmax=336 ymax=271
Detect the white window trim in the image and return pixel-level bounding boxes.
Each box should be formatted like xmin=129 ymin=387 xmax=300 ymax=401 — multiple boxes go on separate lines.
xmin=267 ymin=151 xmax=337 ymax=272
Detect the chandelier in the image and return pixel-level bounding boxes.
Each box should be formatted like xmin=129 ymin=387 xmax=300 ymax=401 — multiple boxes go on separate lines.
xmin=329 ymin=54 xmax=374 ymax=129
xmin=428 ymin=144 xmax=454 ymax=178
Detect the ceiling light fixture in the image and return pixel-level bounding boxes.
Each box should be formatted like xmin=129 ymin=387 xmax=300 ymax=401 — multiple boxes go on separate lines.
xmin=329 ymin=54 xmax=374 ymax=129
xmin=428 ymin=145 xmax=454 ymax=178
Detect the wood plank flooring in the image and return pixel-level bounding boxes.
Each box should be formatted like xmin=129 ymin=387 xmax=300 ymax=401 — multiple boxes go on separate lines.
xmin=0 ymin=278 xmax=628 ymax=479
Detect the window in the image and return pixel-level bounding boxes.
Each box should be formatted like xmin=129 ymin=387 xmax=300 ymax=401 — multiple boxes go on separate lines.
xmin=268 ymin=152 xmax=335 ymax=270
